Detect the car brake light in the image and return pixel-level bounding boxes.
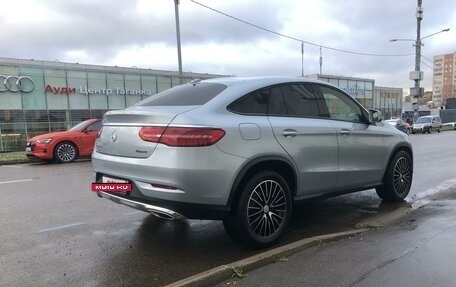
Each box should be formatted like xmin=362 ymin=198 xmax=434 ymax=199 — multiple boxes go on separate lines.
xmin=139 ymin=126 xmax=225 ymax=147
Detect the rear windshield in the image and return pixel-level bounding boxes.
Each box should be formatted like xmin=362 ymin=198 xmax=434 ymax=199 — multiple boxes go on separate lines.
xmin=136 ymin=82 xmax=227 ymax=106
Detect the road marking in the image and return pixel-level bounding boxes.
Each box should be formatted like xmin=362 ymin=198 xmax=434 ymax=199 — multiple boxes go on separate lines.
xmin=39 ymin=222 xmax=85 ymax=233
xmin=1 ymin=165 xmax=23 ymax=168
xmin=0 ymin=179 xmax=33 ymax=185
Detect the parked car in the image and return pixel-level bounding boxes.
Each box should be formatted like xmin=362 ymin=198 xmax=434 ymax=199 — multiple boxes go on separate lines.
xmin=412 ymin=115 xmax=442 ymax=134
xmin=26 ymin=118 xmax=102 ymax=163
xmin=383 ymin=118 xmax=411 ymax=134
xmin=92 ymin=77 xmax=413 ymax=248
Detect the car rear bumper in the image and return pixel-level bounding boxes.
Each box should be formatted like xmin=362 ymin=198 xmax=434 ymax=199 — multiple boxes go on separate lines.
xmin=96 ymin=190 xmax=231 ymax=220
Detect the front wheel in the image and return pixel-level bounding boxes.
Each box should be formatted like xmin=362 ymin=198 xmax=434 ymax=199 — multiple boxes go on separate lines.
xmin=54 ymin=142 xmax=78 ymax=163
xmin=376 ymin=151 xmax=413 ymax=202
xmin=223 ymin=171 xmax=292 ymax=248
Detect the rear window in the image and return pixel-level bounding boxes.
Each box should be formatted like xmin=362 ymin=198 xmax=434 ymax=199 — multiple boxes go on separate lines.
xmin=136 ymin=83 xmax=227 ymax=106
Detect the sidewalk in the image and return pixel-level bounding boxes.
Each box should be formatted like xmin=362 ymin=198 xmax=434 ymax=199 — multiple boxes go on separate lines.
xmin=216 ymin=190 xmax=456 ymax=286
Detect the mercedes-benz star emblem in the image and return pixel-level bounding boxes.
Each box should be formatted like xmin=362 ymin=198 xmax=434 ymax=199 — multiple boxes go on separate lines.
xmin=111 ymin=130 xmax=118 ymax=142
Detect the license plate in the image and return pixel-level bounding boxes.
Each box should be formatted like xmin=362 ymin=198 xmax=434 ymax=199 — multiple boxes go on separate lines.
xmin=102 ymin=176 xmax=127 ymax=183
xmin=25 ymin=147 xmax=32 ymax=152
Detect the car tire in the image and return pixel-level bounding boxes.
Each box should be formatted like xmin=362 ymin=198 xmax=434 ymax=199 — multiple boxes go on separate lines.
xmin=223 ymin=170 xmax=292 ymax=248
xmin=438 ymin=127 xmax=441 ymax=133
xmin=376 ymin=150 xmax=413 ymax=202
xmin=54 ymin=142 xmax=78 ymax=163
xmin=428 ymin=127 xmax=432 ymax=134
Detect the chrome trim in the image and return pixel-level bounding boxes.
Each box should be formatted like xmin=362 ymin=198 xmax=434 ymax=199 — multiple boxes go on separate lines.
xmin=102 ymin=123 xmax=168 ymax=127
xmin=102 ymin=122 xmax=219 ymax=128
xmin=98 ymin=191 xmax=185 ymax=220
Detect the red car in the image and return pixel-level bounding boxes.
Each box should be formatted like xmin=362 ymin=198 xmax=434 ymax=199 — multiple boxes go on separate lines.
xmin=25 ymin=119 xmax=102 ymax=163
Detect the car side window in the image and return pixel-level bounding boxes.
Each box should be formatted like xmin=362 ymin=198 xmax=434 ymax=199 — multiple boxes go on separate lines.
xmin=86 ymin=120 xmax=102 ymax=132
xmin=267 ymin=86 xmax=287 ymax=115
xmin=317 ymin=85 xmax=365 ymax=122
xmin=280 ymin=84 xmax=320 ymax=117
xmin=227 ymin=89 xmax=268 ymax=115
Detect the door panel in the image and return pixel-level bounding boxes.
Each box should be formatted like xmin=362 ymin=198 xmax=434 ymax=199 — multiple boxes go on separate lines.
xmin=269 ymin=117 xmax=338 ymax=194
xmin=267 ymin=83 xmax=338 ymax=195
xmin=314 ymin=84 xmax=387 ymax=188
xmin=331 ymin=121 xmax=387 ymax=187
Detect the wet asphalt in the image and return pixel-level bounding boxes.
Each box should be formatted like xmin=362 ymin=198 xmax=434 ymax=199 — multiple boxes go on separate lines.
xmin=221 ymin=189 xmax=456 ymax=287
xmin=0 ymin=131 xmax=455 ymax=286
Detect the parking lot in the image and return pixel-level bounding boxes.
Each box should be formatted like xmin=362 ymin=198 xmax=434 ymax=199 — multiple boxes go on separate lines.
xmin=1 ymin=131 xmax=456 ymax=286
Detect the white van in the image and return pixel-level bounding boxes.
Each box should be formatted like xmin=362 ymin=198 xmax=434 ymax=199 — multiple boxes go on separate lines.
xmin=412 ymin=115 xmax=442 ymax=134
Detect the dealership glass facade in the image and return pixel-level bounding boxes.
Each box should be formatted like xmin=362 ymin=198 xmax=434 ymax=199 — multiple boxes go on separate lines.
xmin=0 ymin=58 xmax=221 ymax=151
xmin=374 ymin=86 xmax=403 ymax=120
xmin=308 ymin=74 xmax=375 ymax=109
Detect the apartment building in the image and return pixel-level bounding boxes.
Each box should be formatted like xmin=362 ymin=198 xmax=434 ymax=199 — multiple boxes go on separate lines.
xmin=433 ymin=53 xmax=456 ymax=107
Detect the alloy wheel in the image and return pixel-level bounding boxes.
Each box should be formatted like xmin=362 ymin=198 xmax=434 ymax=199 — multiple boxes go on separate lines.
xmin=392 ymin=157 xmax=412 ymax=195
xmin=247 ymin=180 xmax=287 ymax=239
xmin=57 ymin=143 xmax=76 ymax=162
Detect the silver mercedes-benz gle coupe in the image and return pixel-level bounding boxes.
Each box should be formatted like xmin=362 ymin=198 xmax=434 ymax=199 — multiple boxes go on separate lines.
xmin=92 ymin=77 xmax=413 ymax=248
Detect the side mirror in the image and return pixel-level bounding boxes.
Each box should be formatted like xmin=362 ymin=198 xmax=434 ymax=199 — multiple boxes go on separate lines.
xmin=369 ymin=109 xmax=382 ymax=123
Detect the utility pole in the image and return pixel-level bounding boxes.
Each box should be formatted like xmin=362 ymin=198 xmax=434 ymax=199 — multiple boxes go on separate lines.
xmin=174 ymin=0 xmax=183 ymax=84
xmin=411 ymin=0 xmax=424 ymax=121
xmin=319 ymin=47 xmax=323 ymax=75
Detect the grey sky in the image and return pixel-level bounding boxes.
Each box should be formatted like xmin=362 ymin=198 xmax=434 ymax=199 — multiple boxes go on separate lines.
xmin=1 ymin=0 xmax=455 ymax=92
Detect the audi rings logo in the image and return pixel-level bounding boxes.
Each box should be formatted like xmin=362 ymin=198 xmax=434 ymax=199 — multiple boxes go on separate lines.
xmin=0 ymin=75 xmax=35 ymax=93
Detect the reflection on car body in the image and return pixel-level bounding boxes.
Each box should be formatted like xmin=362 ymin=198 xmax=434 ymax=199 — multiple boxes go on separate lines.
xmin=92 ymin=77 xmax=413 ymax=248
xmin=383 ymin=118 xmax=411 ymax=135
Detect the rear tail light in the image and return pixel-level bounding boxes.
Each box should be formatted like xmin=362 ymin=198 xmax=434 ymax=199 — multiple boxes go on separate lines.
xmin=139 ymin=126 xmax=225 ymax=147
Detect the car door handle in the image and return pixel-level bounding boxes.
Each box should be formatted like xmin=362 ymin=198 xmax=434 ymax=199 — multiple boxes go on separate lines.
xmin=283 ymin=129 xmax=298 ymax=138
xmin=340 ymin=129 xmax=351 ymax=135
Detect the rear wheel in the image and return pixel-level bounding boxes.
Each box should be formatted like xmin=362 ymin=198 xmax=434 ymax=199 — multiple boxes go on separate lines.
xmin=54 ymin=142 xmax=78 ymax=163
xmin=428 ymin=127 xmax=432 ymax=134
xmin=376 ymin=151 xmax=413 ymax=202
xmin=437 ymin=127 xmax=441 ymax=133
xmin=223 ymin=171 xmax=292 ymax=248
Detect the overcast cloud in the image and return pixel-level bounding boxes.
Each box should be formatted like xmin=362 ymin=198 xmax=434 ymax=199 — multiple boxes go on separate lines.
xmin=1 ymin=0 xmax=455 ymax=92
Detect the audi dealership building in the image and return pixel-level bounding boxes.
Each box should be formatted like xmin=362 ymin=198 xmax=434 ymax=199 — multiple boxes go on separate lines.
xmin=0 ymin=57 xmax=221 ymax=151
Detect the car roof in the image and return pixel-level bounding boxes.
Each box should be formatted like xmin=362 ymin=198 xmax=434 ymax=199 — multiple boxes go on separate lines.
xmin=202 ymin=76 xmax=331 ymax=87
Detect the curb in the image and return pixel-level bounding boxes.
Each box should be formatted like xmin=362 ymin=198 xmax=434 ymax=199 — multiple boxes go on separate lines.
xmin=0 ymin=159 xmax=32 ymax=165
xmin=165 ymin=229 xmax=369 ymax=287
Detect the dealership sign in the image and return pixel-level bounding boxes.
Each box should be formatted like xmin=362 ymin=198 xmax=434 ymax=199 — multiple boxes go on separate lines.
xmin=45 ymin=85 xmax=153 ymax=96
xmin=341 ymin=87 xmax=365 ymax=95
xmin=0 ymin=75 xmax=35 ymax=93
xmin=1 ymin=75 xmax=152 ymax=96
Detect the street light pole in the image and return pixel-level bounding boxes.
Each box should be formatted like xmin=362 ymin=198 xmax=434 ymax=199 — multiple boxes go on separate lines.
xmin=390 ymin=0 xmax=449 ymax=122
xmin=414 ymin=2 xmax=422 ymax=98
xmin=174 ymin=0 xmax=184 ymax=84
xmin=412 ymin=0 xmax=423 ymax=121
